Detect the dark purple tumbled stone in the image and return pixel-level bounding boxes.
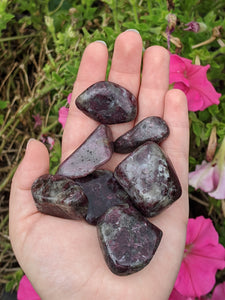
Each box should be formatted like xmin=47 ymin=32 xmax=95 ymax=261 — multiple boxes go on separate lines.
xmin=114 ymin=142 xmax=182 ymax=217
xmin=97 ymin=205 xmax=162 ymax=276
xmin=114 ymin=116 xmax=170 ymax=154
xmin=56 ymin=124 xmax=113 ymax=178
xmin=31 ymin=174 xmax=88 ymax=220
xmin=75 ymin=81 xmax=137 ymax=124
xmin=75 ymin=170 xmax=131 ymax=225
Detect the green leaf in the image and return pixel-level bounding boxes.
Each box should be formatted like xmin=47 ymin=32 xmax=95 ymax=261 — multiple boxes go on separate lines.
xmin=0 ymin=100 xmax=9 ymax=109
xmin=52 ymin=72 xmax=65 ymax=85
xmin=0 ymin=0 xmax=14 ymax=36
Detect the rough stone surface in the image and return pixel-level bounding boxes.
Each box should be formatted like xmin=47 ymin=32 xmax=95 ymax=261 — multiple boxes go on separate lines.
xmin=75 ymin=170 xmax=131 ymax=225
xmin=114 ymin=116 xmax=170 ymax=153
xmin=114 ymin=141 xmax=182 ymax=217
xmin=31 ymin=174 xmax=88 ymax=219
xmin=56 ymin=124 xmax=113 ymax=178
xmin=75 ymin=81 xmax=137 ymax=124
xmin=97 ymin=205 xmax=162 ymax=276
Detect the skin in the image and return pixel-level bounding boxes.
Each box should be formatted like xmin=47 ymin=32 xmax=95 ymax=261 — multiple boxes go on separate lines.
xmin=9 ymin=31 xmax=189 ymax=300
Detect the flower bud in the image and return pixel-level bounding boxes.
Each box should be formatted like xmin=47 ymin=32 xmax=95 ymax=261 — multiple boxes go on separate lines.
xmin=206 ymin=126 xmax=217 ymax=162
xmin=166 ymin=13 xmax=177 ymax=33
xmin=184 ymin=21 xmax=207 ymax=33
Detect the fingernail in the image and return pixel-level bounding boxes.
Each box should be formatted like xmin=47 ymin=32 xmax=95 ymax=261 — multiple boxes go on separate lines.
xmin=95 ymin=40 xmax=107 ymax=47
xmin=26 ymin=138 xmax=36 ymax=150
xmin=125 ymin=29 xmax=140 ymax=34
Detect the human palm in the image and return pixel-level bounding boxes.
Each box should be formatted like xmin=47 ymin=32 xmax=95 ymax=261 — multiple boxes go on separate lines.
xmin=9 ymin=31 xmax=189 ymax=300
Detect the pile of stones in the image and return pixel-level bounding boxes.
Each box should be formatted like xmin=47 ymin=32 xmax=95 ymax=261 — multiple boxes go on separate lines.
xmin=31 ymin=81 xmax=182 ymax=276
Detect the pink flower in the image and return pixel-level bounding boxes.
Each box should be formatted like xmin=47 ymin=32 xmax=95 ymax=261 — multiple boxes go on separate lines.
xmin=211 ymin=282 xmax=225 ymax=300
xmin=169 ymin=288 xmax=209 ymax=300
xmin=32 ymin=114 xmax=42 ymax=129
xmin=189 ymin=160 xmax=219 ymax=193
xmin=40 ymin=134 xmax=55 ymax=150
xmin=17 ymin=275 xmax=41 ymax=300
xmin=189 ymin=137 xmax=225 ymax=199
xmin=58 ymin=93 xmax=72 ymax=128
xmin=169 ymin=288 xmax=195 ymax=300
xmin=173 ymin=216 xmax=225 ymax=298
xmin=169 ymin=54 xmax=221 ymax=111
xmin=184 ymin=21 xmax=200 ymax=33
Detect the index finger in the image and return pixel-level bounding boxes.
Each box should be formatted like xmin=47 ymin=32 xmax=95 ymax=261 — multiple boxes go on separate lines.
xmin=61 ymin=41 xmax=108 ymax=162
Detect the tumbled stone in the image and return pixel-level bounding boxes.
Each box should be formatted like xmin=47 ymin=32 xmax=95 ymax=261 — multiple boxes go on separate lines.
xmin=75 ymin=170 xmax=131 ymax=225
xmin=114 ymin=142 xmax=182 ymax=217
xmin=97 ymin=205 xmax=162 ymax=276
xmin=31 ymin=174 xmax=88 ymax=220
xmin=56 ymin=124 xmax=113 ymax=178
xmin=114 ymin=116 xmax=170 ymax=153
xmin=75 ymin=81 xmax=137 ymax=124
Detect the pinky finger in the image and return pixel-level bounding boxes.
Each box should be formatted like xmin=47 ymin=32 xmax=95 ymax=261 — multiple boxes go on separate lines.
xmin=162 ymin=89 xmax=189 ymax=216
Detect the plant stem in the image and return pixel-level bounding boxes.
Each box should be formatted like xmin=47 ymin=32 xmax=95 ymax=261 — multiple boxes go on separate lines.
xmin=49 ymin=0 xmax=65 ymax=15
xmin=0 ymin=165 xmax=17 ymax=192
xmin=147 ymin=0 xmax=151 ymax=14
xmin=0 ymin=85 xmax=54 ymax=137
xmin=0 ymin=34 xmax=38 ymax=43
xmin=130 ymin=0 xmax=139 ymax=24
xmin=41 ymin=120 xmax=59 ymax=134
xmin=0 ymin=119 xmax=20 ymax=156
xmin=112 ymin=0 xmax=119 ymax=32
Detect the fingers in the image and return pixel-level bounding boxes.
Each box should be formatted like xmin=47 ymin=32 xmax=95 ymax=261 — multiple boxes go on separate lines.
xmin=61 ymin=31 xmax=143 ymax=166
xmin=136 ymin=46 xmax=170 ymax=123
xmin=9 ymin=140 xmax=49 ymax=241
xmin=108 ymin=30 xmax=143 ymax=139
xmin=61 ymin=41 xmax=108 ymax=162
xmin=108 ymin=30 xmax=142 ymax=96
xmin=161 ymin=89 xmax=189 ymax=218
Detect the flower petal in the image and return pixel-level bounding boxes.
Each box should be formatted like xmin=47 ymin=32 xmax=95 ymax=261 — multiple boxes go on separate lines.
xmin=58 ymin=106 xmax=69 ymax=128
xmin=186 ymin=217 xmax=221 ymax=247
xmin=175 ymin=217 xmax=225 ymax=298
xmin=17 ymin=275 xmax=41 ymax=300
xmin=175 ymin=249 xmax=218 ymax=297
xmin=209 ymin=164 xmax=225 ymax=199
xmin=67 ymin=93 xmax=72 ymax=104
xmin=169 ymin=54 xmax=221 ymax=111
xmin=185 ymin=87 xmax=204 ymax=111
xmin=189 ymin=161 xmax=217 ymax=193
xmin=211 ymin=282 xmax=225 ymax=300
xmin=169 ymin=288 xmax=195 ymax=300
xmin=169 ymin=54 xmax=190 ymax=87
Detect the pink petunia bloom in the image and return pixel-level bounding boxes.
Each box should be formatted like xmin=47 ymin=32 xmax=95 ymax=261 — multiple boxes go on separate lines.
xmin=58 ymin=93 xmax=72 ymax=128
xmin=211 ymin=282 xmax=225 ymax=300
xmin=173 ymin=216 xmax=225 ymax=298
xmin=189 ymin=137 xmax=225 ymax=199
xmin=17 ymin=275 xmax=41 ymax=300
xmin=169 ymin=54 xmax=221 ymax=111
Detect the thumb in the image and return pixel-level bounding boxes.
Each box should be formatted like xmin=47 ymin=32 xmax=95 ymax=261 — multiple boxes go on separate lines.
xmin=9 ymin=139 xmax=49 ymax=241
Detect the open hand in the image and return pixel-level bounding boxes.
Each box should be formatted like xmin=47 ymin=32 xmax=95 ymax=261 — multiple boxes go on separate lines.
xmin=9 ymin=30 xmax=189 ymax=300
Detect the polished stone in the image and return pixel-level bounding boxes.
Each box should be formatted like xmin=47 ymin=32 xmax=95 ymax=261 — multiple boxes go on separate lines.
xmin=97 ymin=205 xmax=162 ymax=275
xmin=114 ymin=142 xmax=182 ymax=217
xmin=56 ymin=124 xmax=113 ymax=178
xmin=114 ymin=116 xmax=169 ymax=153
xmin=31 ymin=174 xmax=88 ymax=220
xmin=75 ymin=170 xmax=131 ymax=225
xmin=75 ymin=81 xmax=137 ymax=124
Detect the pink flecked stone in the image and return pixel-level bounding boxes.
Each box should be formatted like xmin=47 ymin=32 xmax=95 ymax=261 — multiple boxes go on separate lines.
xmin=56 ymin=124 xmax=113 ymax=178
